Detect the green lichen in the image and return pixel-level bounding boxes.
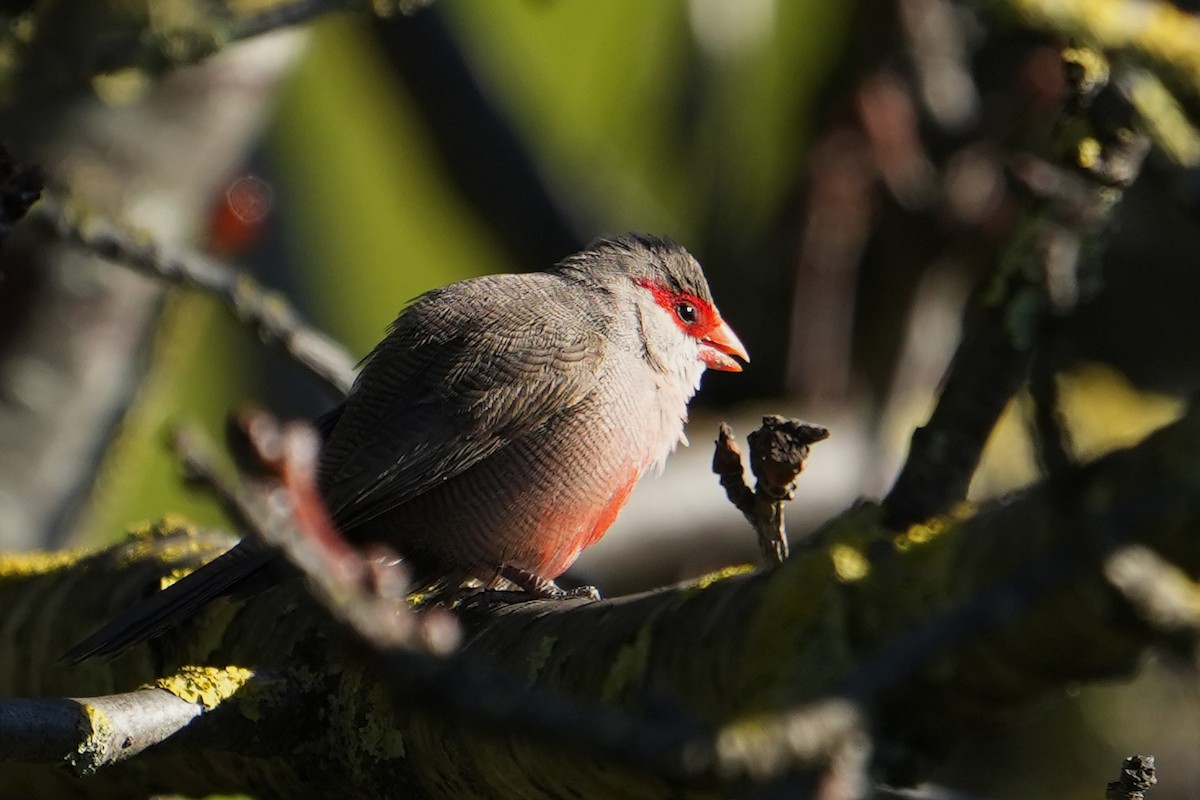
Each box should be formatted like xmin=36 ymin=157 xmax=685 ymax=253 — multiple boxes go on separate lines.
xmin=893 ymin=508 xmax=966 ymax=552
xmin=116 ymin=517 xmax=217 ymax=570
xmin=828 ymin=543 xmax=870 ymax=582
xmin=359 ymin=682 xmax=407 ymax=760
xmin=693 ymin=563 xmax=756 ymax=590
xmin=738 ymin=504 xmax=889 ymax=708
xmin=526 ymin=635 xmax=557 ymax=685
xmin=69 ymin=703 xmax=114 ymax=776
xmin=600 ymin=624 xmax=653 ymax=704
xmin=0 ymin=548 xmax=86 ymax=578
xmin=152 ymin=665 xmax=255 ymax=710
xmin=126 ymin=515 xmax=196 ymax=540
xmin=891 ymin=507 xmax=970 ymax=581
xmin=1076 ymin=135 xmax=1102 ymax=168
xmin=739 ymin=549 xmax=843 ymax=709
xmin=1062 ymin=46 xmax=1110 ymax=97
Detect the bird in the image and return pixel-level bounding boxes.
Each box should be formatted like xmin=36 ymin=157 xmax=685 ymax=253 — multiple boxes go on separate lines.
xmin=64 ymin=233 xmax=747 ymax=662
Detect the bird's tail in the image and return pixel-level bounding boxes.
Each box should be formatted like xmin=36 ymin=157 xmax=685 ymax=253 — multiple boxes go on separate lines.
xmin=62 ymin=541 xmax=273 ymax=664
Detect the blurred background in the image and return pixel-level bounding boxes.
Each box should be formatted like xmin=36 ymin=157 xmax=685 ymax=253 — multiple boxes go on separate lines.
xmin=3 ymin=1 xmax=1200 ymax=798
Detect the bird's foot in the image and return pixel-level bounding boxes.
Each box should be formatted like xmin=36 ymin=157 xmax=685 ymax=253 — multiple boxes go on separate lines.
xmin=498 ymin=566 xmax=601 ymax=601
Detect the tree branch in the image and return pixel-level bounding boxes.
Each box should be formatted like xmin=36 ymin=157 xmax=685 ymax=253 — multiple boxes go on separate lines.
xmin=28 ymin=194 xmax=358 ymax=397
xmin=3 ymin=402 xmax=1200 ymax=797
xmin=0 ymin=689 xmax=207 ymax=774
xmin=713 ymin=417 xmax=830 ymax=563
xmin=882 ymin=47 xmax=1151 ymax=528
xmin=990 ymin=0 xmax=1200 ymax=122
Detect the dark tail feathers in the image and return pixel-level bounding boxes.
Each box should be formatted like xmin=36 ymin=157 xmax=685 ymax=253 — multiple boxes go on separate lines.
xmin=65 ymin=404 xmax=344 ymax=664
xmin=62 ymin=541 xmax=273 ymax=664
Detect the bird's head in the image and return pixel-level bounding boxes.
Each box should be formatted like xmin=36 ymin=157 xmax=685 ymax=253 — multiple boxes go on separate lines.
xmin=630 ymin=276 xmax=748 ymax=373
xmin=558 ymin=233 xmax=749 ymax=384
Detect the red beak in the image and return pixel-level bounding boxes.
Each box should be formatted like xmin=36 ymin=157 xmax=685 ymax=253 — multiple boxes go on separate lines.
xmin=699 ymin=318 xmax=749 ymax=372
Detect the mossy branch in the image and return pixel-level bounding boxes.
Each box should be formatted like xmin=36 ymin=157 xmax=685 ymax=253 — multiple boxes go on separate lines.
xmin=3 ymin=403 xmax=1200 ymax=798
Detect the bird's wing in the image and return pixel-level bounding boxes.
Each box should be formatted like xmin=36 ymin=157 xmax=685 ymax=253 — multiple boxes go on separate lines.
xmin=318 ymin=277 xmax=606 ymax=532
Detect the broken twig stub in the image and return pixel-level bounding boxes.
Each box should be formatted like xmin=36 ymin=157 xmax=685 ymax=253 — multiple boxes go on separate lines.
xmin=713 ymin=416 xmax=829 ymax=564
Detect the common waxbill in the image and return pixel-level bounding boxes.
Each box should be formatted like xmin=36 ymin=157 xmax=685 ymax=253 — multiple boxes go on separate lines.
xmin=66 ymin=233 xmax=747 ymax=661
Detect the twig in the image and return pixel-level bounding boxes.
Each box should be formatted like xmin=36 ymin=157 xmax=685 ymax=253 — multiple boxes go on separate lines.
xmin=882 ymin=46 xmax=1150 ymax=529
xmin=1105 ymin=755 xmax=1156 ymax=800
xmin=0 ymin=690 xmax=202 ymax=774
xmin=784 ymin=129 xmax=875 ymax=400
xmin=713 ymin=416 xmax=829 ymax=563
xmin=29 ymin=194 xmax=357 ymax=397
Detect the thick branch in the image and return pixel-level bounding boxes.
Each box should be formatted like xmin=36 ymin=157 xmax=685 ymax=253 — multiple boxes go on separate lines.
xmin=3 ymin=405 xmax=1200 ymax=798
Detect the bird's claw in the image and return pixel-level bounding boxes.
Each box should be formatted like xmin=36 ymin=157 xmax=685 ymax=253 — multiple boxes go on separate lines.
xmin=498 ymin=565 xmax=601 ymax=601
xmin=558 ymin=584 xmax=601 ymax=600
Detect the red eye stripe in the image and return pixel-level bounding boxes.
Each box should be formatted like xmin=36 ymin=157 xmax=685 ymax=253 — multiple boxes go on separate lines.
xmin=634 ymin=278 xmax=720 ymax=338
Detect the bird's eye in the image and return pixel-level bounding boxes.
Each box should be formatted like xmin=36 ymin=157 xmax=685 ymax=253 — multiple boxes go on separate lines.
xmin=675 ymin=301 xmax=697 ymax=325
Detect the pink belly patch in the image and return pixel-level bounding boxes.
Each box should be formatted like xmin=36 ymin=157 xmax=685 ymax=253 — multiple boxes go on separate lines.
xmin=535 ymin=471 xmax=639 ymax=578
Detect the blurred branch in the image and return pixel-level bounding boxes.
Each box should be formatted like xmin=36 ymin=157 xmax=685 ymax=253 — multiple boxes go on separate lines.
xmin=785 ymin=129 xmax=876 ymax=401
xmin=0 ymin=1 xmax=352 ymax=102
xmin=28 ymin=194 xmax=357 ymax=397
xmin=882 ymin=47 xmax=1150 ymax=529
xmin=370 ymin=7 xmax=587 ymax=268
xmin=1028 ymin=338 xmax=1076 ymax=477
xmin=173 ymin=414 xmax=436 ymax=652
xmin=231 ymin=0 xmax=355 ymax=42
xmin=1118 ymin=67 xmax=1200 ymax=167
xmin=0 ymin=29 xmax=304 ymax=551
xmin=1105 ymin=545 xmax=1200 ymax=653
xmin=899 ymin=0 xmax=981 ymax=132
xmin=992 ymin=0 xmax=1200 ymax=120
